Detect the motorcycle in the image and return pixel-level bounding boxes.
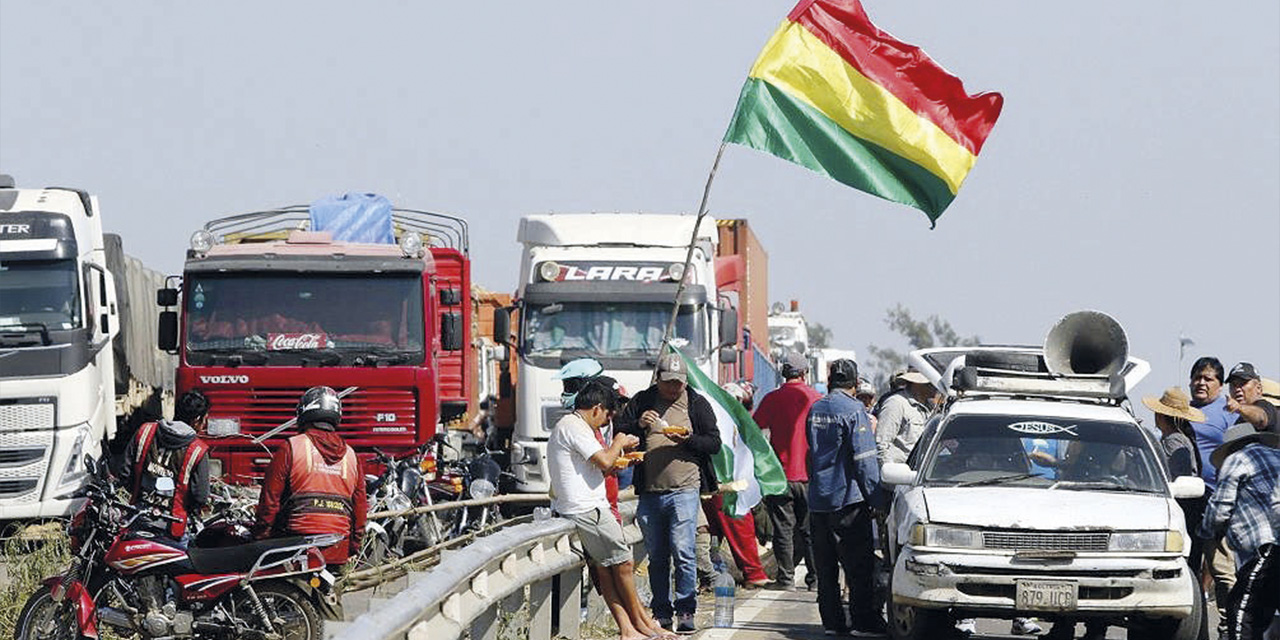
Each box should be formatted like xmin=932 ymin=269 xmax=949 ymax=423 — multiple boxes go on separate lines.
xmin=15 ymin=457 xmax=341 ymax=640
xmin=426 ymin=435 xmax=507 ymax=536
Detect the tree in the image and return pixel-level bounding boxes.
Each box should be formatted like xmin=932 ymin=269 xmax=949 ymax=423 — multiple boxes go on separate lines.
xmin=865 ymin=304 xmax=979 ymax=391
xmin=807 ymin=322 xmax=832 ymax=350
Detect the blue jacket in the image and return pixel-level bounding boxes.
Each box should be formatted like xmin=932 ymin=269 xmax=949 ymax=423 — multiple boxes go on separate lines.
xmin=806 ymin=389 xmax=882 ymax=512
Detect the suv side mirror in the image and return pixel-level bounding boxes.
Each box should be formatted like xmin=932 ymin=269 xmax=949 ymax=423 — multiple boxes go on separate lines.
xmin=492 ymin=307 xmax=511 ymax=345
xmin=1169 ymin=475 xmax=1205 ymax=499
xmin=719 ymin=307 xmax=739 ymax=347
xmin=881 ymin=462 xmax=916 ymax=485
xmin=441 ymin=312 xmax=464 ymax=351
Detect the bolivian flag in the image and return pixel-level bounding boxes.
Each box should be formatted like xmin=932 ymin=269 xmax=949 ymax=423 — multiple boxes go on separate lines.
xmin=725 ymin=0 xmax=1003 ymax=225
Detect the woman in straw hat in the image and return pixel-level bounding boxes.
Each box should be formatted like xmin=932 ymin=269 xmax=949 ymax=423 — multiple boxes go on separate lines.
xmin=1143 ymin=387 xmax=1208 ymax=571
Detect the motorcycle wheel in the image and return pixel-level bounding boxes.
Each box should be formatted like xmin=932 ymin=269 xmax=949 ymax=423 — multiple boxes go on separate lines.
xmin=14 ymin=585 xmax=79 ymax=640
xmin=353 ymin=531 xmax=389 ymax=572
xmin=239 ymin=583 xmax=323 ymax=640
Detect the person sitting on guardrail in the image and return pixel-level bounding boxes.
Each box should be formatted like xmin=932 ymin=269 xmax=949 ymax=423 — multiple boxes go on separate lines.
xmin=124 ymin=389 xmax=212 ymax=544
xmin=254 ymin=386 xmax=366 ymax=570
xmin=547 ymin=379 xmax=671 ymax=640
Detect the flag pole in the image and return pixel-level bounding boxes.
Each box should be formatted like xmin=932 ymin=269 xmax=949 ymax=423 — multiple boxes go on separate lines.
xmin=659 ymin=142 xmax=728 ymax=361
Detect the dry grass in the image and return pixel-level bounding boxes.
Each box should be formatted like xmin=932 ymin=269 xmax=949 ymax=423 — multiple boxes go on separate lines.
xmin=0 ymin=523 xmax=72 ymax=639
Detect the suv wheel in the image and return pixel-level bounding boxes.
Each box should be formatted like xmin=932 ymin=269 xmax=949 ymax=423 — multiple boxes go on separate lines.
xmin=1127 ymin=581 xmax=1205 ymax=640
xmin=887 ymin=599 xmax=951 ymax=640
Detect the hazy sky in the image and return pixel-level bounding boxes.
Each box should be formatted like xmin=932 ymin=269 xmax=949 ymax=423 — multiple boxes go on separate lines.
xmin=2 ymin=1 xmax=1277 ymax=414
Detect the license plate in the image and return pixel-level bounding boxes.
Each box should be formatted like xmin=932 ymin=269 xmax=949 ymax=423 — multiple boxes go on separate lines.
xmin=1015 ymin=580 xmax=1077 ymax=612
xmin=318 ymin=569 xmax=336 ymax=586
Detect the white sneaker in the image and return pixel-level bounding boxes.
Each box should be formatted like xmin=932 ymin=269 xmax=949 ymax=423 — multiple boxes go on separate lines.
xmin=1011 ymin=618 xmax=1043 ymax=635
xmin=955 ymin=618 xmax=977 ymax=636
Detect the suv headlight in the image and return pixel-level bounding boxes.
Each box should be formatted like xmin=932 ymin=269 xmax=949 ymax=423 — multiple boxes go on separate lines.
xmin=1109 ymin=530 xmax=1182 ymax=553
xmin=911 ymin=524 xmax=982 ymax=549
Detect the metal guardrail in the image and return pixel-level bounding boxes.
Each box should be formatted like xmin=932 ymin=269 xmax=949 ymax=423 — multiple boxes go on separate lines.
xmin=333 ymin=502 xmax=640 ymax=640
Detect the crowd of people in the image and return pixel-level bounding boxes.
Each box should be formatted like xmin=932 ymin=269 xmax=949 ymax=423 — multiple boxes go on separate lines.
xmin=115 ymin=349 xmax=1279 ymax=639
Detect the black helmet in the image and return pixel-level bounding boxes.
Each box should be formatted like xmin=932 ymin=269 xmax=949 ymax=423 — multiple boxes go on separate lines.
xmin=296 ymin=386 xmax=342 ymax=428
xmin=828 ymin=359 xmax=859 ymax=389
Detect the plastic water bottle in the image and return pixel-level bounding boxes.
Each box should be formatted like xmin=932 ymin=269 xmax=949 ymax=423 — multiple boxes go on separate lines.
xmin=712 ymin=561 xmax=736 ymax=628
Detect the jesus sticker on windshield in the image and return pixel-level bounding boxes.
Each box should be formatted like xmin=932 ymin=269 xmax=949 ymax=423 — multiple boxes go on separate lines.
xmin=1006 ymin=421 xmax=1078 ymax=437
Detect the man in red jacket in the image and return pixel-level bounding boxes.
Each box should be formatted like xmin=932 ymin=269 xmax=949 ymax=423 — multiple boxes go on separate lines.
xmin=753 ymin=352 xmax=821 ymax=590
xmin=254 ymin=386 xmax=366 ymax=568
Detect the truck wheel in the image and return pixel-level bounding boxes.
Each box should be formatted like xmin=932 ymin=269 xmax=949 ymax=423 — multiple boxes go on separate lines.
xmin=887 ymin=600 xmax=951 ymax=640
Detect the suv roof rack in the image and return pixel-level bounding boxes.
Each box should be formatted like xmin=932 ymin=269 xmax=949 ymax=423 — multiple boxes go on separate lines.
xmin=907 ymin=346 xmax=1150 ymax=404
xmin=202 ymin=205 xmax=469 ymax=255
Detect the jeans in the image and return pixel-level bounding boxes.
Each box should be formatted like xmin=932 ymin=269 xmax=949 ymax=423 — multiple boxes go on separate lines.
xmin=765 ymin=481 xmax=815 ymax=586
xmin=811 ymin=502 xmax=876 ymax=630
xmin=637 ymin=489 xmax=700 ymax=619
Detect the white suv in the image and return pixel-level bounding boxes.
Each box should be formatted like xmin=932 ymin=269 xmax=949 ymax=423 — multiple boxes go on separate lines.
xmin=882 ymin=344 xmax=1205 ymax=640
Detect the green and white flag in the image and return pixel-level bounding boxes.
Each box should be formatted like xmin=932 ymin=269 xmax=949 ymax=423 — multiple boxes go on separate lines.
xmin=676 ymin=349 xmax=787 ymax=517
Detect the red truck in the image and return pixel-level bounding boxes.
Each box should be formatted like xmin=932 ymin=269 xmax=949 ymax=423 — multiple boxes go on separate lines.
xmin=714 ymin=218 xmax=779 ymax=400
xmin=157 ymin=203 xmax=472 ymax=482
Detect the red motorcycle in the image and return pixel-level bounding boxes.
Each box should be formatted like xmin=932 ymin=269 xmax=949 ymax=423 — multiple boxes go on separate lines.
xmin=14 ymin=457 xmax=340 ymax=640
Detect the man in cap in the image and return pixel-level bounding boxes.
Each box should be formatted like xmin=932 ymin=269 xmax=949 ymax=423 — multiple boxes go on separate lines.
xmin=753 ymin=351 xmax=822 ymax=591
xmin=1199 ymin=422 xmax=1280 ymax=640
xmin=806 ymin=359 xmax=887 ymax=636
xmin=1226 ymin=362 xmax=1278 ymax=434
xmin=1186 ymin=356 xmax=1241 ymax=627
xmin=615 ymin=352 xmax=722 ymax=634
xmin=874 ymin=369 xmax=936 ymax=466
xmin=854 ymin=379 xmax=878 ymax=432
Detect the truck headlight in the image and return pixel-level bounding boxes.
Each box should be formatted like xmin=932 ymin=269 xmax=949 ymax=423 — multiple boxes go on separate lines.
xmin=56 ymin=428 xmax=89 ymax=490
xmin=1109 ymin=531 xmax=1181 ymax=553
xmin=207 ymin=417 xmax=241 ymax=436
xmin=912 ymin=524 xmax=982 ymax=549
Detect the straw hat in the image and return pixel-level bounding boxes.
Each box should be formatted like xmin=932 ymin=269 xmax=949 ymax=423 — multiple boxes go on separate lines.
xmin=1262 ymin=377 xmax=1280 ymax=408
xmin=1141 ymin=387 xmax=1205 ymax=423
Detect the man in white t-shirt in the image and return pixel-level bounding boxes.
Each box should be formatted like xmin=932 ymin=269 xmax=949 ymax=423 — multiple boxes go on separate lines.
xmin=548 ymin=380 xmax=668 ymax=640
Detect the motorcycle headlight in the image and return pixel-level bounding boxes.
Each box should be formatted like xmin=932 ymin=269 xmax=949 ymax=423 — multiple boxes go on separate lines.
xmin=912 ymin=524 xmax=982 ymax=549
xmin=469 ymin=478 xmax=497 ymax=500
xmin=1109 ymin=531 xmax=1180 ymax=553
xmin=208 ymin=458 xmax=224 ymax=481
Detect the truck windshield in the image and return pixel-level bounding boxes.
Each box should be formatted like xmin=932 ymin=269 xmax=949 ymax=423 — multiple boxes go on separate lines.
xmin=523 ymin=302 xmax=706 ymax=361
xmin=184 ymin=273 xmax=424 ymax=365
xmin=922 ymin=414 xmax=1166 ymax=494
xmin=0 ymin=259 xmax=81 ymax=331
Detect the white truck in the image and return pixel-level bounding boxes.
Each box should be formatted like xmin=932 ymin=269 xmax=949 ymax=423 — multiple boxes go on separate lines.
xmin=494 ymin=213 xmax=739 ymax=493
xmin=0 ymin=176 xmax=171 ymax=519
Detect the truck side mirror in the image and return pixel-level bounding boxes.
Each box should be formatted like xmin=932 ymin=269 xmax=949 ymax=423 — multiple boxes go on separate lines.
xmin=719 ymin=307 xmax=739 ymax=347
xmin=718 ymin=344 xmax=739 ymax=365
xmin=492 ymin=308 xmax=511 ymax=345
xmin=157 ymin=288 xmax=179 ymax=307
xmin=441 ymin=312 xmax=464 ymax=351
xmin=158 ymin=311 xmax=179 ymax=352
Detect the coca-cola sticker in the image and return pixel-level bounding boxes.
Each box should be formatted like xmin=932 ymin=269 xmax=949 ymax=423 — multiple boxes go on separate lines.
xmin=267 ymin=333 xmax=331 ymax=350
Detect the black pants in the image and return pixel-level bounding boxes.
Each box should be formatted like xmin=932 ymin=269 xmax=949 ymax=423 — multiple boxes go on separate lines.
xmin=765 ymin=481 xmax=815 ymax=587
xmin=811 ymin=502 xmax=876 ymax=631
xmin=1226 ymin=544 xmax=1279 ymax=640
xmin=1177 ymin=496 xmax=1208 ymax=575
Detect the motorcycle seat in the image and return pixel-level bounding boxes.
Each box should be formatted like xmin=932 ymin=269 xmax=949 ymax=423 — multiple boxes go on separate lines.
xmin=187 ymin=536 xmax=311 ymax=574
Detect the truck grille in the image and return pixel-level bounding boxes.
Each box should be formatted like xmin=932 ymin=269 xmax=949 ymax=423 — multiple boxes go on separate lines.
xmin=0 ymin=448 xmax=45 ymax=468
xmin=0 ymin=400 xmax=56 ymax=432
xmin=0 ymin=430 xmax=54 ymax=504
xmin=201 ymin=387 xmax=417 ymax=444
xmin=981 ymin=531 xmax=1110 ymax=552
xmin=0 ymin=479 xmax=39 ymax=497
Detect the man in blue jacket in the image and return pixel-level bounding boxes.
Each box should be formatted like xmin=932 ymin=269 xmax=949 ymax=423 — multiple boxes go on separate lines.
xmin=806 ymin=359 xmax=887 ymax=637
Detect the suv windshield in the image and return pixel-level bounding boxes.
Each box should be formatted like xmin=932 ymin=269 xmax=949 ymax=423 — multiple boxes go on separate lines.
xmin=184 ymin=273 xmax=424 ymax=365
xmin=523 ymin=301 xmax=706 ymax=362
xmin=922 ymin=414 xmax=1166 ymax=494
xmin=0 ymin=259 xmax=81 ymax=331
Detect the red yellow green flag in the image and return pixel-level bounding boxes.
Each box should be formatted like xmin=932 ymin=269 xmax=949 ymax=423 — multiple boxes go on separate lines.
xmin=724 ymin=0 xmax=1004 ymax=226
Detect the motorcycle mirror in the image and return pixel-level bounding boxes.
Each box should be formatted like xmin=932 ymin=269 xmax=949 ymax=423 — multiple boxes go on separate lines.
xmin=83 ymin=454 xmax=97 ymax=475
xmin=154 ymin=476 xmax=176 ymax=496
